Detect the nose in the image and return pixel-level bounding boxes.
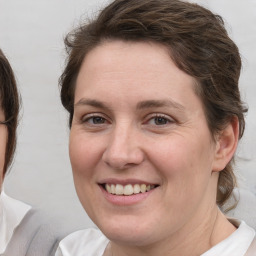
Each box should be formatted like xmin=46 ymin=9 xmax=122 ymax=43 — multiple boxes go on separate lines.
xmin=102 ymin=125 xmax=144 ymax=170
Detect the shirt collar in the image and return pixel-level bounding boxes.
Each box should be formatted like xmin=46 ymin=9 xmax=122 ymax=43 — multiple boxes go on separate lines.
xmin=0 ymin=191 xmax=32 ymax=253
xmin=201 ymin=218 xmax=255 ymax=256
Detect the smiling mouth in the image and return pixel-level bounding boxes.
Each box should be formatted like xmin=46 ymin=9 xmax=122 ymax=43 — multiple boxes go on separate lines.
xmin=101 ymin=183 xmax=159 ymax=196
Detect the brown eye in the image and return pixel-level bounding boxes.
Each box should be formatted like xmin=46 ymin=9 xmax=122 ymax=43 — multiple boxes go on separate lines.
xmin=146 ymin=114 xmax=174 ymax=127
xmin=82 ymin=115 xmax=108 ymax=125
xmin=154 ymin=117 xmax=168 ymax=125
xmin=91 ymin=116 xmax=106 ymax=124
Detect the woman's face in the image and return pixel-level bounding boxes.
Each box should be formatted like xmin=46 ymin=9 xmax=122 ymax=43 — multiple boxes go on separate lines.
xmin=0 ymin=108 xmax=7 ymax=187
xmin=70 ymin=41 xmax=220 ymax=246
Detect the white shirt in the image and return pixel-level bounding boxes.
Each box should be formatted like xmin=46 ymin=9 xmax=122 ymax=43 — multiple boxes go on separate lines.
xmin=0 ymin=191 xmax=31 ymax=254
xmin=55 ymin=220 xmax=255 ymax=256
xmin=202 ymin=219 xmax=255 ymax=256
xmin=55 ymin=228 xmax=109 ymax=256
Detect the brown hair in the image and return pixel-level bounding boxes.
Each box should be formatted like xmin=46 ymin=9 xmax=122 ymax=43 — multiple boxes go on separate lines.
xmin=0 ymin=49 xmax=19 ymax=176
xmin=59 ymin=0 xmax=247 ymax=206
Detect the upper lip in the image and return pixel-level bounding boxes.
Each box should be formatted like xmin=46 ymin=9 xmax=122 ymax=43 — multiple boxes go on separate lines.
xmin=98 ymin=178 xmax=159 ymax=186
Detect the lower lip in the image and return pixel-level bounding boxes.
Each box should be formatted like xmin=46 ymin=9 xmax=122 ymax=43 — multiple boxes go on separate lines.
xmin=99 ymin=185 xmax=155 ymax=206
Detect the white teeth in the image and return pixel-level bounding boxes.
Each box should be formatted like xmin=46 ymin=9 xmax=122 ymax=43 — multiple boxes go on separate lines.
xmin=133 ymin=184 xmax=141 ymax=194
xmin=115 ymin=184 xmax=123 ymax=195
xmin=111 ymin=184 xmax=115 ymax=194
xmin=106 ymin=184 xmax=111 ymax=193
xmin=140 ymin=184 xmax=146 ymax=193
xmin=104 ymin=183 xmax=156 ymax=196
xmin=124 ymin=184 xmax=133 ymax=195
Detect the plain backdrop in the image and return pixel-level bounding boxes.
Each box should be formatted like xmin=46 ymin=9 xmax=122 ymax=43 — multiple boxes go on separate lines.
xmin=0 ymin=0 xmax=256 ymax=228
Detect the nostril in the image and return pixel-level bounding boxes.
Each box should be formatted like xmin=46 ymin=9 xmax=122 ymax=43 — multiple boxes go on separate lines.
xmin=102 ymin=153 xmax=133 ymax=170
xmin=102 ymin=149 xmax=145 ymax=170
xmin=103 ymin=159 xmax=126 ymax=170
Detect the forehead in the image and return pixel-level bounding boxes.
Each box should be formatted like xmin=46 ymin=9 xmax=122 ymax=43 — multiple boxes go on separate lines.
xmin=79 ymin=40 xmax=177 ymax=76
xmin=75 ymin=40 xmax=198 ymax=100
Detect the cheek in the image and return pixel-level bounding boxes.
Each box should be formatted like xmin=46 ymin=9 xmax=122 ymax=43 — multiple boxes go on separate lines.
xmin=150 ymin=136 xmax=215 ymax=191
xmin=149 ymin=139 xmax=215 ymax=224
xmin=69 ymin=131 xmax=105 ymax=182
xmin=69 ymin=133 xmax=102 ymax=213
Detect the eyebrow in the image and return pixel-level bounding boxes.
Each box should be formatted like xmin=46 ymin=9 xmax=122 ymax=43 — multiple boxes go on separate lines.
xmin=136 ymin=99 xmax=185 ymax=111
xmin=74 ymin=98 xmax=110 ymax=110
xmin=74 ymin=98 xmax=185 ymax=111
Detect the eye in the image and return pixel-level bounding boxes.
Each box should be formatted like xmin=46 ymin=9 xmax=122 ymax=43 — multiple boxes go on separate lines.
xmin=146 ymin=114 xmax=174 ymax=126
xmin=152 ymin=116 xmax=168 ymax=125
xmin=81 ymin=114 xmax=109 ymax=125
xmin=89 ymin=116 xmax=106 ymax=124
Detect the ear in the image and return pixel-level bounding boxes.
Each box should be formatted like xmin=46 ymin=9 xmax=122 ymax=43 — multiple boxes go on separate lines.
xmin=212 ymin=117 xmax=239 ymax=172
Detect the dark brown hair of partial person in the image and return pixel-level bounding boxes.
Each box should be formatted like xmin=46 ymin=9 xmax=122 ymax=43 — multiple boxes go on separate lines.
xmin=0 ymin=49 xmax=19 ymax=176
xmin=59 ymin=0 xmax=248 ymax=206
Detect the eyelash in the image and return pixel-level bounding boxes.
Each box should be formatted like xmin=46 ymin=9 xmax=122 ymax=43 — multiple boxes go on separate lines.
xmin=81 ymin=113 xmax=109 ymax=125
xmin=81 ymin=113 xmax=174 ymax=127
xmin=145 ymin=113 xmax=174 ymax=126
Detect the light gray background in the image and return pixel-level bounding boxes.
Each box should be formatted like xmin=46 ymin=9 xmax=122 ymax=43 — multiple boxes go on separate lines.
xmin=0 ymin=0 xmax=255 ymax=228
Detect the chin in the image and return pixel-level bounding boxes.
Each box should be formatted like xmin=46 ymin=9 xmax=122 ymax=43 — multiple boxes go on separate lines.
xmin=96 ymin=216 xmax=159 ymax=247
xmin=104 ymin=229 xmax=152 ymax=247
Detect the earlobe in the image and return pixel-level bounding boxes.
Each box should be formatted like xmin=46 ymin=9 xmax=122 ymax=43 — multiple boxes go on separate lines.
xmin=212 ymin=117 xmax=239 ymax=172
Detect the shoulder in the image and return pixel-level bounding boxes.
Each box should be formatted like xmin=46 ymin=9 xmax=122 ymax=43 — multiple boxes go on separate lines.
xmin=2 ymin=207 xmax=66 ymax=256
xmin=0 ymin=192 xmax=32 ymax=255
xmin=1 ymin=193 xmax=89 ymax=256
xmin=202 ymin=219 xmax=255 ymax=256
xmin=55 ymin=228 xmax=109 ymax=256
xmin=2 ymin=204 xmax=79 ymax=256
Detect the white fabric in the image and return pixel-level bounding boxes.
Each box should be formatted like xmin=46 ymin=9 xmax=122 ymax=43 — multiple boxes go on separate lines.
xmin=0 ymin=191 xmax=31 ymax=254
xmin=55 ymin=220 xmax=255 ymax=256
xmin=55 ymin=228 xmax=109 ymax=256
xmin=202 ymin=219 xmax=255 ymax=256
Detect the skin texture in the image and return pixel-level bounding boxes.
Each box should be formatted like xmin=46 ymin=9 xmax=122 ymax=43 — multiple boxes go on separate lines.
xmin=0 ymin=108 xmax=7 ymax=188
xmin=69 ymin=41 xmax=238 ymax=256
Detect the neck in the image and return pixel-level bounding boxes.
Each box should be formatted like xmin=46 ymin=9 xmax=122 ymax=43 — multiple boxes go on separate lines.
xmin=106 ymin=206 xmax=236 ymax=256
